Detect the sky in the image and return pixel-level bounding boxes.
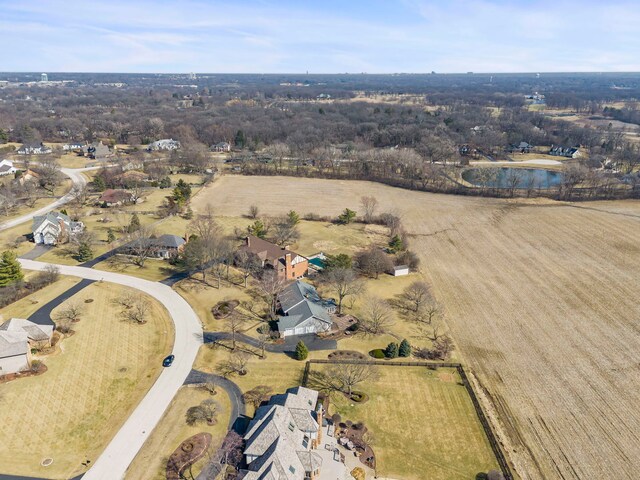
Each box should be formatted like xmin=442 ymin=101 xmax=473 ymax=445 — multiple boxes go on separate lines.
xmin=1 ymin=0 xmax=639 ymax=73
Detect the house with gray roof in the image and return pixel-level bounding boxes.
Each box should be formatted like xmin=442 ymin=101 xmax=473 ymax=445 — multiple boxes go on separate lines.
xmin=0 ymin=159 xmax=18 ymax=176
xmin=147 ymin=138 xmax=181 ymax=151
xmin=0 ymin=330 xmax=30 ymax=376
xmin=16 ymin=142 xmax=52 ymax=155
xmin=32 ymin=211 xmax=84 ymax=245
xmin=121 ymin=234 xmax=186 ymax=259
xmin=240 ymin=386 xmax=347 ymax=480
xmin=0 ymin=318 xmax=53 ymax=350
xmin=277 ymin=281 xmax=335 ymax=338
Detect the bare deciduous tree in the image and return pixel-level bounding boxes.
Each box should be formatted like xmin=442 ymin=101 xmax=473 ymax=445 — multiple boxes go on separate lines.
xmin=323 ymin=268 xmax=365 ymax=314
xmin=217 ymin=350 xmax=251 ymax=377
xmin=242 ymin=385 xmax=273 ymax=409
xmin=54 ymin=300 xmax=84 ymax=323
xmin=327 ymin=363 xmax=379 ymax=396
xmin=358 ymin=296 xmax=395 ymax=335
xmin=360 ymin=196 xmax=379 ymax=223
xmin=400 ymin=281 xmax=432 ymax=312
xmin=226 ymin=312 xmax=245 ymax=350
xmin=257 ymin=270 xmax=288 ymax=317
xmin=121 ymin=296 xmax=151 ymax=324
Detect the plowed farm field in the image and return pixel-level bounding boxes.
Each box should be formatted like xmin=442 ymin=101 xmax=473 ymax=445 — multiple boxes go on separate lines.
xmin=193 ymin=176 xmax=640 ymax=479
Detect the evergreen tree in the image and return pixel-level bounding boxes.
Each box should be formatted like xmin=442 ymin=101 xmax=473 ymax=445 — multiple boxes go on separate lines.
xmin=107 ymin=228 xmax=116 ymax=243
xmin=234 ymin=129 xmax=246 ymax=148
xmin=384 ymin=342 xmax=399 ymax=359
xmin=337 ymin=208 xmax=356 ymax=225
xmin=172 ymin=178 xmax=192 ymax=205
xmin=128 ymin=213 xmax=141 ymax=233
xmin=324 ymin=253 xmax=352 ymax=271
xmin=0 ymin=128 xmax=8 ymax=143
xmin=295 ymin=341 xmax=309 ymax=361
xmin=388 ymin=235 xmax=405 ymax=253
xmin=93 ymin=175 xmax=106 ymax=191
xmin=159 ymin=176 xmax=172 ymax=189
xmin=287 ymin=210 xmax=300 ymax=226
xmin=0 ymin=250 xmax=24 ymax=287
xmin=247 ymin=220 xmax=268 ymax=239
xmin=398 ymin=339 xmax=412 ymax=357
xmin=76 ymin=242 xmax=93 ymax=262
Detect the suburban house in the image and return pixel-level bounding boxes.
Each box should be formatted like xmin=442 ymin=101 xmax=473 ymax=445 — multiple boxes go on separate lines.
xmin=549 ymin=145 xmax=581 ymax=158
xmin=98 ymin=189 xmax=136 ymax=207
xmin=122 ymin=234 xmax=186 ymax=259
xmin=82 ymin=141 xmax=112 ymax=160
xmin=239 ymin=386 xmax=347 ymax=480
xmin=0 ymin=331 xmax=30 ymax=376
xmin=0 ymin=159 xmax=18 ymax=176
xmin=240 ymin=236 xmax=308 ymax=280
xmin=32 ymin=211 xmax=84 ymax=245
xmin=62 ymin=142 xmax=84 ymax=151
xmin=16 ymin=142 xmax=52 ymax=155
xmin=508 ymin=141 xmax=534 ymax=154
xmin=18 ymin=169 xmax=40 ymax=184
xmin=118 ymin=170 xmax=150 ymax=185
xmin=147 ymin=138 xmax=181 ymax=151
xmin=211 ymin=142 xmax=231 ymax=152
xmin=277 ymin=281 xmax=335 ymax=337
xmin=0 ymin=318 xmax=53 ymax=351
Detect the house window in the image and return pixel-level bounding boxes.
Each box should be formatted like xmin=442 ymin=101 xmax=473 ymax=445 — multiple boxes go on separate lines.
xmin=289 ymin=465 xmax=296 ymax=474
xmin=288 ymin=422 xmax=295 ymax=432
xmin=302 ymin=435 xmax=309 ymax=449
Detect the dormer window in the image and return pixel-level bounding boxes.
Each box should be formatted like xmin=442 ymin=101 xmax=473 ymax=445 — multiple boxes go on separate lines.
xmin=302 ymin=435 xmax=309 ymax=449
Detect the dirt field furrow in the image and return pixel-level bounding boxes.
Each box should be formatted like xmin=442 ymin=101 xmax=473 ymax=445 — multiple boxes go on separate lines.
xmin=195 ymin=176 xmax=640 ymax=480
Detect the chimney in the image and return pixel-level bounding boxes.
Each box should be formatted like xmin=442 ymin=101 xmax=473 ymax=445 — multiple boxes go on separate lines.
xmin=285 ymin=253 xmax=292 ymax=274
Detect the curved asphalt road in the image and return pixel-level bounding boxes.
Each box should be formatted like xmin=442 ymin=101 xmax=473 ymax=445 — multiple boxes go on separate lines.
xmin=18 ymin=259 xmax=204 ymax=480
xmin=0 ymin=166 xmax=100 ymax=232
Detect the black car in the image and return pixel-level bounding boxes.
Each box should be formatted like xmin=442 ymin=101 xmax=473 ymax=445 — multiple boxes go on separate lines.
xmin=162 ymin=355 xmax=175 ymax=367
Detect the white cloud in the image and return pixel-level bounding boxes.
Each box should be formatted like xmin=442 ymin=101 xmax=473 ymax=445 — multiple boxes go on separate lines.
xmin=1 ymin=0 xmax=639 ymax=72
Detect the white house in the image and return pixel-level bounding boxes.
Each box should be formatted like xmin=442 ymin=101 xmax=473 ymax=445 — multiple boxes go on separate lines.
xmin=0 ymin=331 xmax=30 ymax=376
xmin=32 ymin=211 xmax=84 ymax=246
xmin=147 ymin=138 xmax=180 ymax=151
xmin=63 ymin=142 xmax=84 ymax=151
xmin=211 ymin=142 xmax=231 ymax=152
xmin=0 ymin=318 xmax=53 ymax=350
xmin=277 ymin=281 xmax=335 ymax=337
xmin=16 ymin=142 xmax=52 ymax=155
xmin=0 ymin=159 xmax=18 ymax=176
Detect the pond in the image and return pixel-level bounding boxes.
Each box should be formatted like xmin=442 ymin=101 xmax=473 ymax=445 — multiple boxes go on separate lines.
xmin=462 ymin=167 xmax=564 ymax=189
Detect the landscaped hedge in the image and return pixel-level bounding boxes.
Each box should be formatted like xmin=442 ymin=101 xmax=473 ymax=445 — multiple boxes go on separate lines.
xmin=369 ymin=349 xmax=385 ymax=359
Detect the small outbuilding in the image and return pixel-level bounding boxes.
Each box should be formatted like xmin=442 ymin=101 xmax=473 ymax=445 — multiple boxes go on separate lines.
xmin=392 ymin=265 xmax=410 ymax=276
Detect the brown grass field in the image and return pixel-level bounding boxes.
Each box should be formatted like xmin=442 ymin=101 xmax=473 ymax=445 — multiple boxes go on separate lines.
xmin=192 ymin=175 xmax=640 ymax=480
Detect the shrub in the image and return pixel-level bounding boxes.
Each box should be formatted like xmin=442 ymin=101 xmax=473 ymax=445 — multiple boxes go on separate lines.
xmin=369 ymin=349 xmax=385 ymax=359
xmin=384 ymin=342 xmax=399 ymax=358
xmin=331 ymin=413 xmax=342 ymax=425
xmin=399 ymin=339 xmax=412 ymax=357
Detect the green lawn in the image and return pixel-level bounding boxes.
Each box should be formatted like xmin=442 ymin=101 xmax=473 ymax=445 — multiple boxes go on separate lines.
xmin=316 ymin=365 xmax=499 ymax=480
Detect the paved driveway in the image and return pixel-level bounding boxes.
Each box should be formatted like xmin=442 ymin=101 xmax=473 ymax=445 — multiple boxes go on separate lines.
xmin=203 ymin=331 xmax=337 ymax=353
xmin=18 ymin=259 xmax=203 ymax=480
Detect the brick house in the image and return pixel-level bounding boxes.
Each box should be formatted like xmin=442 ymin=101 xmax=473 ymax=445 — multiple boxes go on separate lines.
xmin=239 ymin=235 xmax=308 ymax=280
